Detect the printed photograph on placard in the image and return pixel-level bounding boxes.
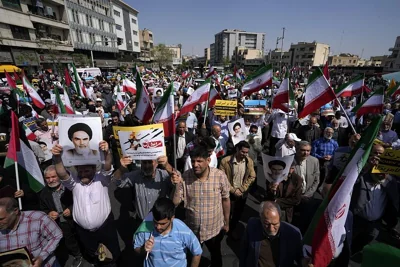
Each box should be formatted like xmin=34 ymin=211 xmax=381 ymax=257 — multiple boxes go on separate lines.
xmin=261 ymin=153 xmax=295 ymax=184
xmin=58 ymin=115 xmax=102 ymax=167
xmin=228 ymin=118 xmax=246 ymax=145
xmin=0 ymin=247 xmax=33 ymax=267
xmin=117 ymin=124 xmax=165 ymax=160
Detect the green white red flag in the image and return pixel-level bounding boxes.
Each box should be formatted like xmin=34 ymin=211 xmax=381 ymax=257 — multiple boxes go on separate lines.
xmin=179 ymin=79 xmax=211 ymax=115
xmin=4 ymin=111 xmax=44 ymax=192
xmin=22 ymin=75 xmax=45 ymax=109
xmin=241 ymin=64 xmax=273 ymax=96
xmin=303 ymin=117 xmax=381 ymax=267
xmin=352 ymin=88 xmax=384 ymax=118
xmin=134 ymin=71 xmax=154 ymax=124
xmin=23 ymin=123 xmax=36 ymax=141
xmin=299 ymin=68 xmax=336 ymax=118
xmin=122 ymin=78 xmax=137 ymax=94
xmin=72 ymin=63 xmax=87 ymax=98
xmin=153 ymin=83 xmax=175 ymax=137
xmin=5 ymin=70 xmax=17 ymax=89
xmin=335 ymin=75 xmax=364 ymax=97
xmin=272 ymin=72 xmax=290 ymax=112
xmin=116 ymin=85 xmax=125 ymax=111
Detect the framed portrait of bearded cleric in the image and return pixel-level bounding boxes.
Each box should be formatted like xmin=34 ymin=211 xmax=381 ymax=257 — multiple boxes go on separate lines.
xmin=58 ymin=115 xmax=103 ymax=167
xmin=228 ymin=118 xmax=246 ymax=145
xmin=261 ymin=153 xmax=295 ymax=184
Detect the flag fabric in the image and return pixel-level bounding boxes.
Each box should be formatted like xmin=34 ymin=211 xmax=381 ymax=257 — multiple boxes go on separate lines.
xmin=299 ymin=68 xmax=336 ymax=118
xmin=135 ymin=71 xmax=154 ymax=124
xmin=215 ymin=139 xmax=224 ymax=158
xmin=391 ymin=85 xmax=400 ymax=99
xmin=182 ymin=71 xmax=191 ymax=80
xmin=272 ymin=72 xmax=290 ymax=112
xmin=62 ymin=86 xmax=75 ymax=114
xmin=72 ymin=64 xmax=87 ymax=98
xmin=362 ymin=85 xmax=372 ymax=94
xmin=64 ymin=68 xmax=73 ymax=87
xmin=5 ymin=70 xmax=17 ymax=89
xmin=323 ymin=61 xmax=330 ymax=81
xmin=206 ymin=66 xmax=215 ymax=79
xmin=241 ymin=64 xmax=273 ymax=96
xmin=22 ymin=75 xmax=45 ymax=109
xmin=335 ymin=75 xmax=364 ymax=97
xmin=352 ymin=88 xmax=384 ymax=118
xmin=208 ymin=87 xmax=221 ymax=108
xmin=134 ymin=212 xmax=154 ymax=235
xmin=234 ymin=66 xmax=241 ymax=82
xmin=153 ymin=83 xmax=175 ymax=137
xmin=303 ymin=118 xmax=381 ymax=267
xmin=122 ymin=78 xmax=137 ymax=94
xmin=13 ymin=69 xmax=20 ymax=82
xmin=23 ymin=123 xmax=36 ymax=141
xmin=387 ymin=79 xmax=397 ymax=95
xmin=54 ymin=86 xmax=67 ymax=114
xmin=116 ymin=85 xmax=125 ymax=111
xmin=4 ymin=111 xmax=45 ymax=193
xmin=179 ymin=79 xmax=211 ymax=115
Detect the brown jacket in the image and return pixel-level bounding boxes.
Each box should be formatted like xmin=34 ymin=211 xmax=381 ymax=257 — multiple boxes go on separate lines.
xmin=219 ymin=155 xmax=256 ymax=194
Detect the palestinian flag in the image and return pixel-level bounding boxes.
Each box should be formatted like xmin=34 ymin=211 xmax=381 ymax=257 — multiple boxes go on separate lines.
xmin=303 ymin=118 xmax=381 ymax=267
xmin=179 ymin=79 xmax=211 ymax=116
xmin=335 ymin=75 xmax=364 ymax=97
xmin=4 ymin=111 xmax=45 ymax=193
xmin=241 ymin=64 xmax=273 ymax=96
xmin=22 ymin=75 xmax=45 ymax=109
xmin=72 ymin=63 xmax=87 ymax=98
xmin=116 ymin=85 xmax=125 ymax=111
xmin=299 ymin=68 xmax=336 ymax=118
xmin=64 ymin=68 xmax=73 ymax=87
xmin=352 ymin=88 xmax=384 ymax=118
xmin=272 ymin=72 xmax=290 ymax=112
xmin=122 ymin=78 xmax=137 ymax=94
xmin=134 ymin=71 xmax=154 ymax=124
xmin=134 ymin=212 xmax=154 ymax=235
xmin=153 ymin=83 xmax=175 ymax=137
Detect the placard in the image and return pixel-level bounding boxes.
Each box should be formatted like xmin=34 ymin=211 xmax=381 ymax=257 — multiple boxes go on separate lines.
xmin=214 ymin=100 xmax=237 ymax=116
xmin=372 ymin=149 xmax=400 ymax=176
xmin=0 ymin=247 xmax=32 ymax=266
xmin=58 ymin=115 xmax=102 ymax=167
xmin=116 ymin=124 xmax=165 ymax=160
xmin=173 ymin=81 xmax=181 ymax=91
xmin=261 ymin=153 xmax=295 ymax=184
xmin=228 ymin=118 xmax=246 ymax=145
xmin=244 ymin=100 xmax=267 ymax=115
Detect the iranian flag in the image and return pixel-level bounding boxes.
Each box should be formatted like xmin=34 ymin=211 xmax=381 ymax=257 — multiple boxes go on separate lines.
xmin=241 ymin=64 xmax=273 ymax=96
xmin=23 ymin=123 xmax=36 ymax=141
xmin=206 ymin=65 xmax=215 ymax=79
xmin=153 ymin=83 xmax=175 ymax=137
xmin=64 ymin=68 xmax=73 ymax=87
xmin=335 ymin=75 xmax=364 ymax=97
xmin=182 ymin=71 xmax=191 ymax=80
xmin=54 ymin=86 xmax=74 ymax=114
xmin=208 ymin=87 xmax=221 ymax=108
xmin=323 ymin=61 xmax=330 ymax=81
xmin=299 ymin=68 xmax=336 ymax=118
xmin=4 ymin=111 xmax=45 ymax=193
xmin=116 ymin=85 xmax=125 ymax=111
xmin=179 ymin=79 xmax=211 ymax=115
xmin=63 ymin=86 xmax=75 ymax=114
xmin=234 ymin=66 xmax=241 ymax=82
xmin=72 ymin=64 xmax=87 ymax=98
xmin=5 ymin=70 xmax=17 ymax=89
xmin=303 ymin=118 xmax=381 ymax=267
xmin=122 ymin=78 xmax=137 ymax=94
xmin=134 ymin=71 xmax=154 ymax=124
xmin=14 ymin=69 xmax=20 ymax=82
xmin=272 ymin=72 xmax=290 ymax=112
xmin=352 ymin=88 xmax=384 ymax=118
xmin=22 ymin=75 xmax=45 ymax=109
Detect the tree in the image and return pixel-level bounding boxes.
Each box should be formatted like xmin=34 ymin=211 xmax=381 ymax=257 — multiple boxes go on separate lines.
xmin=151 ymin=44 xmax=174 ymax=69
xmin=72 ymin=53 xmax=90 ymax=67
xmin=223 ymin=56 xmax=231 ymax=69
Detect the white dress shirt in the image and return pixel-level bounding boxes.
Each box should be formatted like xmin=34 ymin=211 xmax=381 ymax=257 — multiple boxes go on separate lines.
xmin=266 ymin=111 xmax=297 ymax=139
xmin=177 ymin=134 xmax=186 ymax=159
xmin=62 ymin=170 xmax=112 ymax=230
xmin=186 ymin=112 xmax=198 ymax=129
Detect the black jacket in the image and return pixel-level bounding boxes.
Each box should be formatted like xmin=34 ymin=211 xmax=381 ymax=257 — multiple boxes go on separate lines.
xmin=39 ymin=185 xmax=74 ymax=219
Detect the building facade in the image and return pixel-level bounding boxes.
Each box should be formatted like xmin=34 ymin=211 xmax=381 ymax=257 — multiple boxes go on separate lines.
xmin=369 ymin=56 xmax=387 ymax=67
xmin=209 ymin=43 xmax=215 ymax=65
xmin=204 ymin=47 xmax=210 ymax=62
xmin=266 ymin=49 xmax=291 ymax=69
xmin=328 ymin=53 xmax=359 ymax=67
xmin=0 ymin=0 xmax=73 ymax=69
xmin=384 ymin=36 xmax=400 ymax=72
xmin=166 ymin=44 xmax=182 ymax=66
xmin=139 ymin=28 xmax=153 ymax=62
xmin=111 ymin=0 xmax=139 ymax=56
xmin=214 ymin=29 xmax=265 ymax=65
xmin=289 ymin=41 xmax=329 ymax=67
xmin=232 ymin=46 xmax=263 ymax=66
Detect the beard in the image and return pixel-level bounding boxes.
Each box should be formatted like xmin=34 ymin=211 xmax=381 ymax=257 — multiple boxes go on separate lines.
xmin=324 ymin=134 xmax=333 ymax=140
xmin=75 ymin=146 xmax=90 ymax=155
xmin=48 ymin=181 xmax=61 ymax=188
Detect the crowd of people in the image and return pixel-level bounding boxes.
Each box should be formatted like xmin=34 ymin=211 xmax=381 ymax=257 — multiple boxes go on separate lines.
xmin=0 ymin=66 xmax=399 ymax=267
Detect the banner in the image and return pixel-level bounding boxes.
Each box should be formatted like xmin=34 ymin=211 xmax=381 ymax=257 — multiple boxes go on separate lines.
xmin=372 ymin=149 xmax=400 ymax=176
xmin=261 ymin=153 xmax=295 ymax=184
xmin=244 ymin=100 xmax=267 ymax=115
xmin=214 ymin=100 xmax=237 ymax=116
xmin=116 ymin=124 xmax=165 ymax=160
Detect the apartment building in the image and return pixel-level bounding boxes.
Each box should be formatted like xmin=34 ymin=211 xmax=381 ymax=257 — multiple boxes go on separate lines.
xmin=232 ymin=46 xmax=263 ymax=66
xmin=289 ymin=41 xmax=329 ymax=67
xmin=328 ymin=53 xmax=359 ymax=67
xmin=166 ymin=44 xmax=182 ymax=66
xmin=210 ymin=43 xmax=215 ymax=65
xmin=0 ymin=0 xmax=73 ymax=68
xmin=139 ymin=28 xmax=153 ymax=62
xmin=384 ymin=36 xmax=400 ymax=72
xmin=204 ymin=47 xmax=210 ymax=62
xmin=266 ymin=49 xmax=291 ymax=69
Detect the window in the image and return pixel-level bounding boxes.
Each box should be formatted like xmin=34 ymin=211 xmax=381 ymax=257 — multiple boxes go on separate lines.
xmin=75 ymin=10 xmax=80 ymax=24
xmin=109 ymin=24 xmax=114 ymax=34
xmin=10 ymin=25 xmax=30 ymax=40
xmin=134 ymin=42 xmax=139 ymax=47
xmin=131 ymin=18 xmax=137 ymax=24
xmin=132 ymin=30 xmax=137 ymax=35
xmin=113 ymin=10 xmax=120 ymax=17
xmin=116 ymin=24 xmax=122 ymax=31
xmin=99 ymin=20 xmax=104 ymax=30
xmin=2 ymin=0 xmax=22 ymax=11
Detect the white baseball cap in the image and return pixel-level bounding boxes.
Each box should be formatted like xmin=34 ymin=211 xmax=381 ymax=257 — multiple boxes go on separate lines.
xmin=287 ymin=133 xmax=301 ymax=142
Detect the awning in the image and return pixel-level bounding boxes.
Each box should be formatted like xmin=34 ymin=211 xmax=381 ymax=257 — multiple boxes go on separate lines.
xmin=0 ymin=65 xmax=21 ymax=73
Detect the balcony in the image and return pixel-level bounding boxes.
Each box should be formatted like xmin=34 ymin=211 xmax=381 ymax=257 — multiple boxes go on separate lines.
xmin=2 ymin=0 xmax=22 ymax=11
xmin=27 ymin=5 xmax=69 ymax=29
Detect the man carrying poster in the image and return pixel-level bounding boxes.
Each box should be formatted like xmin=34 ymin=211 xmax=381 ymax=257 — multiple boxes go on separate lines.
xmin=228 ymin=118 xmax=247 ymax=145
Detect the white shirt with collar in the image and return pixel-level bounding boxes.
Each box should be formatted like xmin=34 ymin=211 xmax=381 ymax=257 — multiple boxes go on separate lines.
xmin=177 ymin=133 xmax=186 ymax=159
xmin=266 ymin=111 xmax=297 ymax=139
xmin=62 ymin=170 xmax=112 ymax=230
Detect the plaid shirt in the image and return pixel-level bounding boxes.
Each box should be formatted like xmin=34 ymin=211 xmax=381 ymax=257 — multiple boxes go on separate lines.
xmin=178 ymin=168 xmax=230 ymax=242
xmin=311 ymin=137 xmax=339 ymax=159
xmin=0 ymin=211 xmax=63 ymax=267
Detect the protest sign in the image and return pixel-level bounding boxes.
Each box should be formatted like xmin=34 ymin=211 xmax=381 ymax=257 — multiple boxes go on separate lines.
xmin=228 ymin=118 xmax=246 ymax=145
xmin=372 ymin=149 xmax=400 ymax=176
xmin=0 ymin=247 xmax=32 ymax=266
xmin=261 ymin=153 xmax=295 ymax=184
xmin=244 ymin=100 xmax=267 ymax=115
xmin=117 ymin=124 xmax=165 ymax=160
xmin=228 ymin=89 xmax=238 ymax=99
xmin=173 ymin=81 xmax=181 ymax=91
xmin=214 ymin=100 xmax=237 ymax=116
xmin=58 ymin=115 xmax=102 ymax=167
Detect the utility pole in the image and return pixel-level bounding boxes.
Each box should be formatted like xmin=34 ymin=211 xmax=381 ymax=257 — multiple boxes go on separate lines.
xmin=278 ymin=27 xmax=285 ymax=75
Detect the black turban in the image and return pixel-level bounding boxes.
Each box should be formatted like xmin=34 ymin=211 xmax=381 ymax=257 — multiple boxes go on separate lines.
xmin=268 ymin=160 xmax=286 ymax=169
xmin=68 ymin=123 xmax=93 ymax=141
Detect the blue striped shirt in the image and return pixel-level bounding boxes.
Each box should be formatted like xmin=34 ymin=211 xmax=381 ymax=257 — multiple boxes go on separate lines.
xmin=134 ymin=219 xmax=202 ymax=267
xmin=311 ymin=138 xmax=338 ymax=159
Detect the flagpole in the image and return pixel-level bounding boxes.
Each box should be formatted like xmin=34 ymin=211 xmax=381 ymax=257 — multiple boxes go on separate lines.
xmin=336 ymin=98 xmax=357 ymax=135
xmin=14 ymin=161 xmax=22 ymax=210
xmin=203 ymin=85 xmax=212 ymax=125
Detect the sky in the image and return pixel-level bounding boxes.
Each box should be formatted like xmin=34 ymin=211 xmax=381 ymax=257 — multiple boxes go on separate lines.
xmin=127 ymin=0 xmax=400 ymax=59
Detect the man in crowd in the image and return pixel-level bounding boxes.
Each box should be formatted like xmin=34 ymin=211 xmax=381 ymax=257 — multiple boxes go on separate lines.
xmin=275 ymin=133 xmax=301 ymax=157
xmin=172 ymin=146 xmax=231 ymax=267
xmin=297 ymin=116 xmax=321 ymax=144
xmin=240 ymin=201 xmax=302 ymax=267
xmin=378 ymin=120 xmax=398 ymax=148
xmin=52 ymin=141 xmax=120 ymax=266
xmin=134 ymin=197 xmax=202 ymax=267
xmin=220 ymin=141 xmax=256 ymax=240
xmin=246 ymin=125 xmax=263 ymax=170
xmin=184 ymin=137 xmax=218 ymax=171
xmin=0 ymin=197 xmax=63 ymax=267
xmin=39 ymin=165 xmax=82 ymax=267
xmin=211 ymin=125 xmax=227 ymax=158
xmin=169 ymin=121 xmax=194 ymax=172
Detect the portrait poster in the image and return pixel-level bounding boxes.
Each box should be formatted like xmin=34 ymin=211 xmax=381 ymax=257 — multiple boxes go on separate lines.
xmin=372 ymin=149 xmax=400 ymax=176
xmin=0 ymin=247 xmax=33 ymax=267
xmin=58 ymin=115 xmax=102 ymax=167
xmin=116 ymin=124 xmax=165 ymax=160
xmin=228 ymin=89 xmax=238 ymax=99
xmin=228 ymin=118 xmax=246 ymax=145
xmin=244 ymin=100 xmax=267 ymax=115
xmin=173 ymin=81 xmax=181 ymax=91
xmin=261 ymin=153 xmax=295 ymax=184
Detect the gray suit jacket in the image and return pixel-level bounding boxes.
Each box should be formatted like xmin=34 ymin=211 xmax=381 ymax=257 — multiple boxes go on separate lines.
xmin=293 ymin=156 xmax=320 ymax=198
